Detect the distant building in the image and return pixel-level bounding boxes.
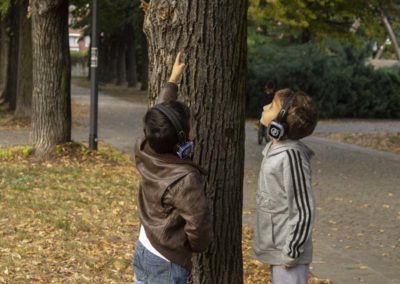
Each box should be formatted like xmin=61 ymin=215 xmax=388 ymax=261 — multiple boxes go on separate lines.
xmin=69 ymin=28 xmax=90 ymax=53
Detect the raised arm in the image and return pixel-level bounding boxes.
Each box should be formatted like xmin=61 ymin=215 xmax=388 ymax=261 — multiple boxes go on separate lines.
xmin=156 ymin=52 xmax=186 ymax=104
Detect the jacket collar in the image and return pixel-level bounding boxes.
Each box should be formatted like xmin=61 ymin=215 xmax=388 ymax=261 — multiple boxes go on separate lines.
xmin=136 ymin=138 xmax=207 ymax=175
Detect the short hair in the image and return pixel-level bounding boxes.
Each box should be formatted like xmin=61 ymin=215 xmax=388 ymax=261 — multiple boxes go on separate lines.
xmin=144 ymin=101 xmax=190 ymax=154
xmin=275 ymin=89 xmax=319 ymax=140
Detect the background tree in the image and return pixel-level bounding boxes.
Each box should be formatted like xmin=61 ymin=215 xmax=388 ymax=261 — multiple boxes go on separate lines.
xmin=0 ymin=2 xmax=11 ymax=105
xmin=143 ymin=1 xmax=247 ymax=282
xmin=31 ymin=0 xmax=71 ymax=157
xmin=0 ymin=0 xmax=33 ymax=116
xmin=5 ymin=1 xmax=19 ymax=111
xmin=15 ymin=0 xmax=33 ymax=118
xmin=0 ymin=0 xmax=19 ymax=109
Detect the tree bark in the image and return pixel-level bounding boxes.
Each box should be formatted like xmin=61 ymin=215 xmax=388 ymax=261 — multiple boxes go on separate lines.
xmin=0 ymin=14 xmax=11 ymax=105
xmin=144 ymin=1 xmax=247 ymax=283
xmin=126 ymin=25 xmax=138 ymax=88
xmin=6 ymin=2 xmax=20 ymax=110
xmin=15 ymin=0 xmax=33 ymax=118
xmin=31 ymin=0 xmax=71 ymax=158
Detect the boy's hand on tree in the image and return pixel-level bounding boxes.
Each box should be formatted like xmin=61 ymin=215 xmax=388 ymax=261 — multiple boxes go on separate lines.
xmin=169 ymin=52 xmax=186 ymax=84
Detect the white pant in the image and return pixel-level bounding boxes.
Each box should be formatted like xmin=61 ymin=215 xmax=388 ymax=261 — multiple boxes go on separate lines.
xmin=271 ymin=264 xmax=309 ymax=284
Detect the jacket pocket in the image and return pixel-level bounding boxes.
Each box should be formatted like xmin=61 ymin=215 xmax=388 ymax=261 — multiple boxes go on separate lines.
xmin=271 ymin=213 xmax=289 ymax=250
xmin=255 ymin=209 xmax=275 ymax=250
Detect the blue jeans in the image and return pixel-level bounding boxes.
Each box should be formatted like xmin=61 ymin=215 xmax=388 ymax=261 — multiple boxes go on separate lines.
xmin=133 ymin=240 xmax=189 ymax=284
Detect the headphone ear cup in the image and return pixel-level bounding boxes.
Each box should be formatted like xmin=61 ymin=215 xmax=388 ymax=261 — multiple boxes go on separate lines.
xmin=267 ymin=121 xmax=285 ymax=140
xmin=177 ymin=141 xmax=194 ymax=159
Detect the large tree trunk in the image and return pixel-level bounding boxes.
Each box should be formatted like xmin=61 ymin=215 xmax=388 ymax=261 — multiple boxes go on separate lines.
xmin=144 ymin=1 xmax=247 ymax=283
xmin=6 ymin=2 xmax=20 ymax=111
xmin=31 ymin=0 xmax=71 ymax=158
xmin=15 ymin=0 xmax=33 ymax=118
xmin=126 ymin=25 xmax=138 ymax=88
xmin=0 ymin=14 xmax=11 ymax=105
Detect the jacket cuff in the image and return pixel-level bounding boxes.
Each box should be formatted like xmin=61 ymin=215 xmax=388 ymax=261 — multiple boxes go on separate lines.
xmin=165 ymin=82 xmax=178 ymax=92
xmin=281 ymin=252 xmax=298 ymax=266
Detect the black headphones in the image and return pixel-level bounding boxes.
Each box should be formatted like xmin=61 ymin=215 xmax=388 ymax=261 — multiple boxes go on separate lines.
xmin=267 ymin=91 xmax=296 ymax=141
xmin=152 ymin=104 xmax=194 ymax=159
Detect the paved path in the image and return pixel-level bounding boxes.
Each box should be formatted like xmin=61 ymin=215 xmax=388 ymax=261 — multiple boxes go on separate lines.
xmin=1 ymin=84 xmax=400 ymax=284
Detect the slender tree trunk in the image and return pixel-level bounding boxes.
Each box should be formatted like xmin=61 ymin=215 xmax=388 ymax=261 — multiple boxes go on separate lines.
xmin=116 ymin=34 xmax=127 ymax=86
xmin=374 ymin=40 xmax=386 ymax=59
xmin=109 ymin=38 xmax=118 ymax=83
xmin=15 ymin=0 xmax=33 ymax=118
xmin=381 ymin=9 xmax=400 ymax=60
xmin=126 ymin=25 xmax=138 ymax=87
xmin=99 ymin=36 xmax=108 ymax=83
xmin=87 ymin=39 xmax=91 ymax=81
xmin=140 ymin=40 xmax=148 ymax=91
xmin=6 ymin=2 xmax=20 ymax=111
xmin=144 ymin=1 xmax=247 ymax=283
xmin=0 ymin=15 xmax=11 ymax=105
xmin=31 ymin=0 xmax=71 ymax=158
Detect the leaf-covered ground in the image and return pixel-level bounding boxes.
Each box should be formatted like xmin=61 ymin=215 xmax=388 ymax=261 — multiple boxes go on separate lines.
xmin=0 ymin=143 xmax=139 ymax=283
xmin=0 ymin=144 xmax=330 ymax=283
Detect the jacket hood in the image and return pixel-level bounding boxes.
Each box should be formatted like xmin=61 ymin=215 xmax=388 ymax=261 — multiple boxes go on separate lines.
xmin=262 ymin=139 xmax=315 ymax=160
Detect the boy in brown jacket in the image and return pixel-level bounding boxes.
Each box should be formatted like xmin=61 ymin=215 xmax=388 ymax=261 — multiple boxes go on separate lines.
xmin=133 ymin=53 xmax=213 ymax=284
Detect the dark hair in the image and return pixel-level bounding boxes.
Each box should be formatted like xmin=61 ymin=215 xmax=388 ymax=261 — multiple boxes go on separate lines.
xmin=144 ymin=101 xmax=190 ymax=154
xmin=276 ymin=89 xmax=319 ymax=140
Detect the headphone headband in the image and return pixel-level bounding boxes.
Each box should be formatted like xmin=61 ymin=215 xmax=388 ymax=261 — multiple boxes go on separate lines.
xmin=277 ymin=92 xmax=296 ymax=122
xmin=152 ymin=104 xmax=186 ymax=143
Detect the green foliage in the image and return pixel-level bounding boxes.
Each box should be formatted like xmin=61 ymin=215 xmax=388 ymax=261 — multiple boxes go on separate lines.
xmin=247 ymin=41 xmax=400 ymax=119
xmin=70 ymin=51 xmax=88 ymax=67
xmin=0 ymin=0 xmax=11 ymax=18
xmin=248 ymin=0 xmax=400 ymax=44
xmin=71 ymin=0 xmax=136 ymax=35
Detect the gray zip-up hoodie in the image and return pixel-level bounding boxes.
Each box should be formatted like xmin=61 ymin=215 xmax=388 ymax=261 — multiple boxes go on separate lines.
xmin=253 ymin=139 xmax=315 ymax=266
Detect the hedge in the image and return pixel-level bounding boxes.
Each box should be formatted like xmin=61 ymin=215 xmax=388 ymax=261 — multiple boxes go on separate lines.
xmin=247 ymin=42 xmax=400 ymax=119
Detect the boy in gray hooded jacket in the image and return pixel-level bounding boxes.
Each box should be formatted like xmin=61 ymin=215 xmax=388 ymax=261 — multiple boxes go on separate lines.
xmin=253 ymin=88 xmax=318 ymax=284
